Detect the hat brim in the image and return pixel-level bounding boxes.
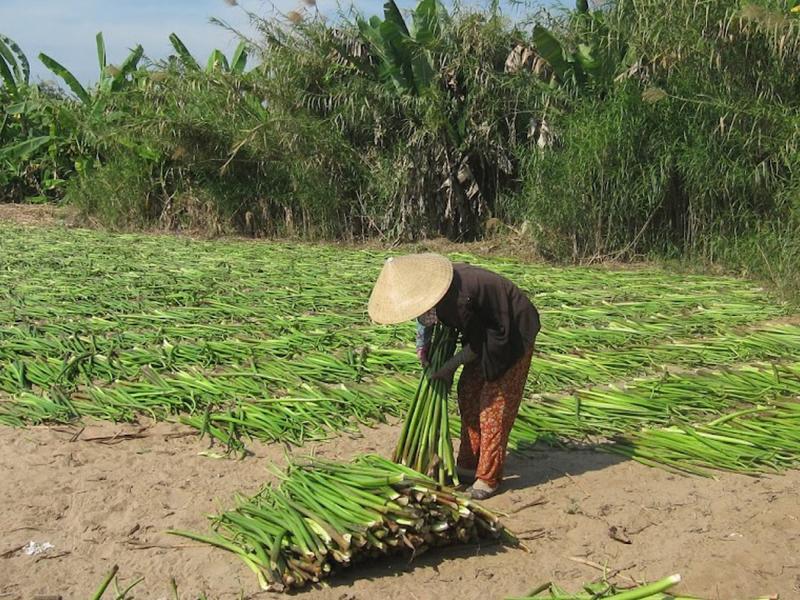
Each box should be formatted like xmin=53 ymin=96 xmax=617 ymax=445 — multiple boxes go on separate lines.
xmin=368 ymin=254 xmax=453 ymax=325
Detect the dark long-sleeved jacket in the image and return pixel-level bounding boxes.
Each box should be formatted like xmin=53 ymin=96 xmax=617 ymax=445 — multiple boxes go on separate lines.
xmin=432 ymin=263 xmax=540 ymax=381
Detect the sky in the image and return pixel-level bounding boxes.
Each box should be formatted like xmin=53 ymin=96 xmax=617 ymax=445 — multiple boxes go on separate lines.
xmin=1 ymin=0 xmax=553 ymax=86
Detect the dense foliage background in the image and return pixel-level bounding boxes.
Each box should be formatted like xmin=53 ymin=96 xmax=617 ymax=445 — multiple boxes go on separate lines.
xmin=2 ymin=0 xmax=799 ymax=295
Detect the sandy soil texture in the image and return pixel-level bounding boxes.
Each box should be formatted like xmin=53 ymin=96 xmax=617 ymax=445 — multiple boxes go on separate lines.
xmin=1 ymin=419 xmax=798 ymax=600
xmin=0 ymin=203 xmax=76 ymax=227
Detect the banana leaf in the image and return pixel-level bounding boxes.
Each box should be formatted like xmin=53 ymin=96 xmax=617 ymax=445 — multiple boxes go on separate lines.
xmin=169 ymin=33 xmax=201 ymax=71
xmin=230 ymin=41 xmax=248 ymax=74
xmin=111 ymin=45 xmax=144 ymax=91
xmin=0 ymin=34 xmax=30 ymax=86
xmin=411 ymin=0 xmax=441 ymax=48
xmin=383 ymin=0 xmax=412 ymax=38
xmin=378 ymin=18 xmax=416 ymax=93
xmin=96 ymin=32 xmax=107 ymax=73
xmin=206 ymin=49 xmax=230 ymax=73
xmin=38 ymin=53 xmax=90 ymax=104
xmin=0 ymin=53 xmax=17 ymax=95
xmin=0 ymin=136 xmax=52 ymax=161
xmin=532 ymin=25 xmax=571 ymax=83
xmin=4 ymin=100 xmax=32 ymax=115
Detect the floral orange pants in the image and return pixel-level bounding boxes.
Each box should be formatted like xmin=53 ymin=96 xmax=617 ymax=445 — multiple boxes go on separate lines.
xmin=456 ymin=348 xmax=534 ymax=488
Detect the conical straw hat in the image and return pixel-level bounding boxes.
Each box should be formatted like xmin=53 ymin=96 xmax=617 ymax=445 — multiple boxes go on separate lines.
xmin=368 ymin=254 xmax=453 ymax=325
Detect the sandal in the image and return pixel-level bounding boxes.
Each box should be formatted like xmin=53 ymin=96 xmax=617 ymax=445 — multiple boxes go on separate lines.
xmin=465 ymin=484 xmax=498 ymax=501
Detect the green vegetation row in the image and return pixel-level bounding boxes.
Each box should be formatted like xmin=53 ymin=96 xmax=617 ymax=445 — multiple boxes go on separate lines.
xmin=613 ymin=400 xmax=800 ymax=477
xmin=512 ymin=360 xmax=800 ymax=446
xmin=6 ymin=320 xmax=798 ymax=427
xmin=2 ymin=225 xmax=799 ymax=479
xmin=3 ymin=0 xmax=800 ymax=296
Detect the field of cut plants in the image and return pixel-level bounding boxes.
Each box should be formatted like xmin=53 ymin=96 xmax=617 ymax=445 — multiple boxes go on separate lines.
xmin=1 ymin=222 xmax=799 ymax=599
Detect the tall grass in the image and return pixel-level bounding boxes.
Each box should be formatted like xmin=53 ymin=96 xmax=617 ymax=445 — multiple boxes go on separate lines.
xmin=63 ymin=4 xmax=543 ymax=241
xmin=514 ymin=0 xmax=800 ymax=297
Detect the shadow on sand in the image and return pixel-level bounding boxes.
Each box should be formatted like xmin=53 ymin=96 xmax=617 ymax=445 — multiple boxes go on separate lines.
xmin=501 ymin=443 xmax=628 ymax=493
xmin=301 ymin=538 xmax=511 ymax=595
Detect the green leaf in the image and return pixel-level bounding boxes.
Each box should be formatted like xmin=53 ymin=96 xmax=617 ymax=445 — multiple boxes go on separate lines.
xmin=379 ymin=18 xmax=416 ymax=93
xmin=0 ymin=53 xmax=17 ymax=96
xmin=111 ymin=45 xmax=144 ymax=91
xmin=532 ymin=25 xmax=571 ymax=83
xmin=119 ymin=44 xmax=144 ymax=76
xmin=412 ymin=0 xmax=442 ymax=47
xmin=136 ymin=145 xmax=161 ymax=162
xmin=96 ymin=32 xmax=107 ymax=74
xmin=5 ymin=101 xmax=30 ymax=115
xmin=230 ymin=41 xmax=248 ymax=74
xmin=358 ymin=6 xmax=430 ymax=95
xmin=411 ymin=53 xmax=435 ymax=91
xmin=98 ymin=71 xmax=114 ymax=93
xmin=0 ymin=34 xmax=30 ymax=85
xmin=357 ymin=16 xmax=389 ymax=65
xmin=383 ymin=0 xmax=411 ymax=38
xmin=575 ymin=43 xmax=599 ymax=72
xmin=245 ymin=94 xmax=267 ymax=119
xmin=169 ymin=33 xmax=200 ymax=71
xmin=0 ymin=135 xmax=51 ymax=161
xmin=356 ymin=15 xmax=394 ymax=83
xmin=39 ymin=53 xmax=90 ymax=103
xmin=206 ymin=49 xmax=230 ymax=73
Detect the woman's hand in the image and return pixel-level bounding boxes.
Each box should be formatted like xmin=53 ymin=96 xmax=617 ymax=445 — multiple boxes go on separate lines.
xmin=430 ymin=364 xmax=456 ymax=388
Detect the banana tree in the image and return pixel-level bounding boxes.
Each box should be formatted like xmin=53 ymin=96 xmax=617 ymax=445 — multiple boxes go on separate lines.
xmin=0 ymin=35 xmax=52 ymax=200
xmin=168 ymin=33 xmax=249 ymax=74
xmin=532 ymin=0 xmax=629 ymax=93
xmin=39 ymin=33 xmax=144 ymax=104
xmin=356 ymin=0 xmax=441 ymax=96
xmin=354 ymin=0 xmax=488 ymax=237
xmin=0 ymin=34 xmax=30 ymax=98
xmin=1 ymin=32 xmax=143 ymax=201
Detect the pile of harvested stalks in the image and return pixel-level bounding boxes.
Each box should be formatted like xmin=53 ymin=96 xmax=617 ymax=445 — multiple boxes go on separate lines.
xmin=170 ymin=454 xmax=516 ymax=591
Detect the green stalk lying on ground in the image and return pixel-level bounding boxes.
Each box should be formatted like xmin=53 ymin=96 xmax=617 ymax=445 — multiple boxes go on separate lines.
xmin=170 ymin=454 xmax=516 ymax=592
xmin=507 ymin=360 xmax=800 ymax=450
xmin=611 ymin=400 xmax=800 ymax=476
xmin=393 ymin=324 xmax=459 ymax=485
xmin=504 ymin=573 xmax=777 ymax=599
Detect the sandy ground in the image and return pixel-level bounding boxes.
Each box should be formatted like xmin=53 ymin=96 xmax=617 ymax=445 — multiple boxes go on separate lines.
xmin=1 ymin=419 xmax=798 ymax=600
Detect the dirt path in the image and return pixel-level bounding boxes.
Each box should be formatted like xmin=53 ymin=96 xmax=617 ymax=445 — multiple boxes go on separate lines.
xmin=0 ymin=203 xmax=78 ymax=227
xmin=1 ymin=419 xmax=798 ymax=599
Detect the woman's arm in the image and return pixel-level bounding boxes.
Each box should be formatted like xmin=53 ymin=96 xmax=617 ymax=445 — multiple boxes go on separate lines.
xmin=430 ymin=344 xmax=478 ymax=385
xmin=416 ymin=321 xmax=434 ymax=365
